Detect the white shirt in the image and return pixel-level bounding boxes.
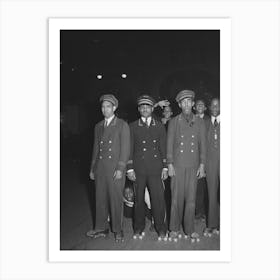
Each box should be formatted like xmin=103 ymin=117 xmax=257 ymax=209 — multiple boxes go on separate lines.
xmin=211 ymin=115 xmax=220 ymax=125
xmin=104 ymin=114 xmax=115 ymax=127
xmin=141 ymin=116 xmax=152 ymax=126
xmin=197 ymin=113 xmax=204 ymax=119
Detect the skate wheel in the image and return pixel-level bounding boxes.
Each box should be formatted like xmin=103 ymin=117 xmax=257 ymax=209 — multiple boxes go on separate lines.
xmin=174 ymin=238 xmax=178 ymax=242
xmin=133 ymin=235 xmax=137 ymax=239
xmin=178 ymin=234 xmax=182 ymax=239
xmin=203 ymin=233 xmax=207 ymax=237
xmin=191 ymin=238 xmax=195 ymax=243
xmin=163 ymin=237 xmax=168 ymax=241
xmin=141 ymin=232 xmax=145 ymax=236
xmin=184 ymin=235 xmax=188 ymax=239
xmin=168 ymin=237 xmax=172 ymax=241
xmin=139 ymin=235 xmax=143 ymax=240
xmin=196 ymin=238 xmax=200 ymax=242
xmin=158 ymin=237 xmax=162 ymax=241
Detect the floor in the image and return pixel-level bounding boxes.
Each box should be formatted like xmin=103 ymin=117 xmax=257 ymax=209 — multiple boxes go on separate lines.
xmin=60 ymin=159 xmax=220 ymax=251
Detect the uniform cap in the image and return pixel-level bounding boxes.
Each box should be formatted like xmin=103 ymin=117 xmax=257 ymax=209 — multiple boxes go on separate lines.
xmin=100 ymin=94 xmax=118 ymax=108
xmin=137 ymin=95 xmax=155 ymax=107
xmin=175 ymin=90 xmax=195 ymax=103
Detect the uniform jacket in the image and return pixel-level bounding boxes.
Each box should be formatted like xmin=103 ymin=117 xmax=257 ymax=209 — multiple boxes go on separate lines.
xmin=127 ymin=117 xmax=167 ymax=175
xmin=166 ymin=113 xmax=206 ymax=168
xmin=90 ymin=116 xmax=130 ymax=173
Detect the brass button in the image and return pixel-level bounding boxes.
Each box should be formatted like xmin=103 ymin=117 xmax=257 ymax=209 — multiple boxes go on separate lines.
xmin=154 ymin=155 xmax=157 ymax=158
xmin=109 ymin=140 xmax=112 ymax=143
xmin=192 ymin=135 xmax=194 ymax=138
xmin=153 ymin=140 xmax=157 ymax=143
xmin=191 ymin=150 xmax=194 ymax=153
xmin=181 ymin=135 xmax=184 ymax=138
xmin=99 ymin=156 xmax=102 ymax=159
xmin=109 ymin=148 xmax=112 ymax=151
xmin=109 ymin=156 xmax=112 ymax=159
xmin=180 ymin=150 xmax=183 ymax=153
xmin=100 ymin=141 xmax=103 ymax=144
xmin=191 ymin=143 xmax=194 ymax=146
xmin=142 ymin=140 xmax=146 ymax=143
xmin=100 ymin=149 xmax=102 ymax=151
xmin=180 ymin=142 xmax=184 ymax=146
xmin=143 ymin=148 xmax=146 ymax=151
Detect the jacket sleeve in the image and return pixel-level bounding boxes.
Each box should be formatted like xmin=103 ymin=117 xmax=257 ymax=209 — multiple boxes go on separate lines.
xmin=159 ymin=122 xmax=167 ymax=168
xmin=89 ymin=124 xmax=99 ymax=172
xmin=198 ymin=119 xmax=207 ymax=165
xmin=126 ymin=123 xmax=134 ymax=171
xmin=116 ymin=121 xmax=131 ymax=172
xmin=166 ymin=118 xmax=175 ymax=164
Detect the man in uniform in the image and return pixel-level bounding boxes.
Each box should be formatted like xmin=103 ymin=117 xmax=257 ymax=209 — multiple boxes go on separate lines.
xmin=167 ymin=90 xmax=206 ymax=242
xmin=203 ymin=98 xmax=220 ymax=236
xmin=86 ymin=94 xmax=130 ymax=242
xmin=127 ymin=95 xmax=168 ymax=241
xmin=194 ymin=99 xmax=210 ymax=222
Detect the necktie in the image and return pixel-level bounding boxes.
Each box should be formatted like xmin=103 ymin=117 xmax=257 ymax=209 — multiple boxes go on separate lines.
xmin=105 ymin=120 xmax=108 ymax=127
xmin=214 ymin=118 xmax=218 ymax=127
xmin=144 ymin=118 xmax=149 ymax=127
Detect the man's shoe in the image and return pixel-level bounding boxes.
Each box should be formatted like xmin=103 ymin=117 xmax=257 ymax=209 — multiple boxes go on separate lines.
xmin=86 ymin=229 xmax=109 ymax=238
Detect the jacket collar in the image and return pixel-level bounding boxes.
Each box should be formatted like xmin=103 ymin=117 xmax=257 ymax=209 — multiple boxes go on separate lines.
xmin=100 ymin=115 xmax=117 ymax=127
xmin=178 ymin=113 xmax=196 ymax=126
xmin=138 ymin=117 xmax=156 ymax=127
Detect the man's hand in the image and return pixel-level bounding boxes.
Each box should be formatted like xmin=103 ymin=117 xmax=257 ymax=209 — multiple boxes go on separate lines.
xmin=127 ymin=170 xmax=136 ymax=181
xmin=168 ymin=164 xmax=176 ymax=177
xmin=89 ymin=170 xmax=95 ymax=180
xmin=196 ymin=164 xmax=206 ymax=179
xmin=155 ymin=100 xmax=170 ymax=109
xmin=113 ymin=170 xmax=123 ymax=180
xmin=161 ymin=168 xmax=168 ymax=180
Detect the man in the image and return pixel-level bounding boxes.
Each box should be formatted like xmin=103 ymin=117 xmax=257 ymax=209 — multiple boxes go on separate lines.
xmin=194 ymin=99 xmax=210 ymax=222
xmin=167 ymin=90 xmax=206 ymax=242
xmin=203 ymin=98 xmax=220 ymax=237
xmin=86 ymin=94 xmax=130 ymax=242
xmin=127 ymin=95 xmax=168 ymax=241
xmin=161 ymin=105 xmax=173 ymax=128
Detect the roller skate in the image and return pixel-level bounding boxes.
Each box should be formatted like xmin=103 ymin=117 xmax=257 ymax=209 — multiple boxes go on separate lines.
xmin=86 ymin=229 xmax=109 ymax=239
xmin=133 ymin=231 xmax=145 ymax=240
xmin=190 ymin=232 xmax=200 ymax=243
xmin=203 ymin=227 xmax=213 ymax=237
xmin=157 ymin=232 xmax=168 ymax=242
xmin=168 ymin=231 xmax=181 ymax=242
xmin=114 ymin=231 xmax=124 ymax=243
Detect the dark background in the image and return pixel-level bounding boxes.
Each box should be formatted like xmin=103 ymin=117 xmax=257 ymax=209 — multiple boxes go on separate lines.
xmin=60 ymin=29 xmax=220 ymax=164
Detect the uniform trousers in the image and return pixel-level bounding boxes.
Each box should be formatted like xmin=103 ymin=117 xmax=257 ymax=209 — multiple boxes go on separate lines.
xmin=195 ymin=177 xmax=208 ymax=217
xmin=169 ymin=166 xmax=198 ymax=235
xmin=134 ymin=173 xmax=167 ymax=234
xmin=206 ymin=155 xmax=220 ymax=229
xmin=94 ymin=166 xmax=125 ymax=233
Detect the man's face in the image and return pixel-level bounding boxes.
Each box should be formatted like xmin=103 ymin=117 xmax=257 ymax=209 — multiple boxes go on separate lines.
xmin=179 ymin=98 xmax=194 ymax=115
xmin=138 ymin=104 xmax=153 ymax=118
xmin=195 ymin=100 xmax=206 ymax=115
xmin=101 ymin=101 xmax=116 ymax=119
xmin=210 ymin=98 xmax=220 ymax=117
xmin=163 ymin=106 xmax=173 ymax=119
